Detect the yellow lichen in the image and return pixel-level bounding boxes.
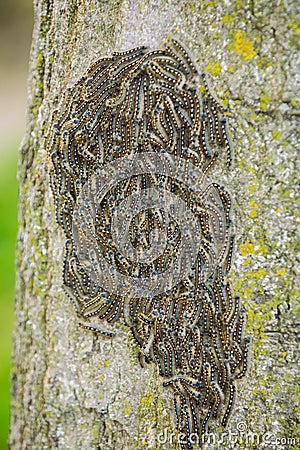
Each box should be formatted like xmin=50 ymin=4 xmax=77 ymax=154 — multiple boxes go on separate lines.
xmin=240 ymin=240 xmax=254 ymax=256
xmin=272 ymin=129 xmax=282 ymax=140
xmin=256 ymin=243 xmax=268 ymax=255
xmin=276 ymin=267 xmax=286 ymax=276
xmin=242 ymin=257 xmax=252 ymax=266
xmin=205 ymin=59 xmax=222 ymax=76
xmin=98 ymin=373 xmax=104 ymax=383
xmin=222 ymin=13 xmax=233 ymax=23
xmin=260 ymin=93 xmax=272 ymax=112
xmin=237 ymin=158 xmax=246 ymax=168
xmin=140 ymin=390 xmax=154 ymax=408
xmin=123 ymin=402 xmax=132 ymax=416
xmin=288 ymin=21 xmax=300 ymax=35
xmin=98 ymin=359 xmax=104 ymax=368
xmin=250 ymin=209 xmax=258 ymax=218
xmin=249 ymin=180 xmax=258 ymax=193
xmin=249 ymin=199 xmax=258 ymax=218
xmin=234 ymin=29 xmax=256 ymax=60
xmin=251 ymin=268 xmax=267 ymax=279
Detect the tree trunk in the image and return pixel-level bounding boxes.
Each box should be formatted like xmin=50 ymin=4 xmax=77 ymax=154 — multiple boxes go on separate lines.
xmin=10 ymin=1 xmax=299 ymax=449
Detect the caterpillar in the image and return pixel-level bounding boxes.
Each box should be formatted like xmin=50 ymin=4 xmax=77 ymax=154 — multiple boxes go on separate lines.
xmin=46 ymin=38 xmax=249 ymax=449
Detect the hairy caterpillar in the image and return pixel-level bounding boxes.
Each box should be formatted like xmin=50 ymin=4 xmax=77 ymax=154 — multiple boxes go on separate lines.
xmin=46 ymin=38 xmax=249 ymax=449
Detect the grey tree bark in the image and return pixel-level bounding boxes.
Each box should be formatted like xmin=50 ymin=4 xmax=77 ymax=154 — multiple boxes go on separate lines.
xmin=10 ymin=0 xmax=299 ymax=449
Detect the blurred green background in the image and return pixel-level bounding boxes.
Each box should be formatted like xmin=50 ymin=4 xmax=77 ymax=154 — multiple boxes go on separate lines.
xmin=0 ymin=0 xmax=33 ymax=447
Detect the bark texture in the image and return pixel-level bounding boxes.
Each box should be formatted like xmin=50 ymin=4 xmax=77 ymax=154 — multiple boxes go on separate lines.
xmin=10 ymin=0 xmax=299 ymax=449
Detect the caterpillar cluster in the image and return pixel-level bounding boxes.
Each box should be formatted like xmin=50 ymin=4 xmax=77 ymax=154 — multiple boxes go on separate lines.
xmin=46 ymin=39 xmax=249 ymax=449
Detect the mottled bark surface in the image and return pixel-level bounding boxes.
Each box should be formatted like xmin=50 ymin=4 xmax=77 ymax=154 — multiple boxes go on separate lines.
xmin=10 ymin=1 xmax=299 ymax=449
